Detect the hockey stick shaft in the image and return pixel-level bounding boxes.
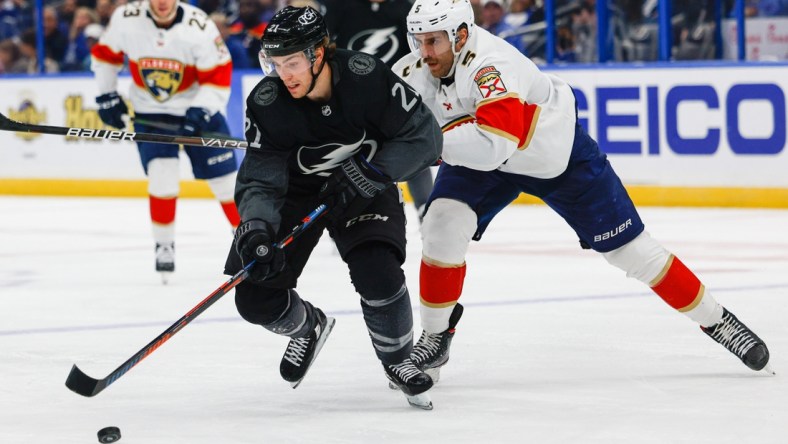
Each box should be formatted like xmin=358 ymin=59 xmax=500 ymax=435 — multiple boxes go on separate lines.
xmin=65 ymin=204 xmax=327 ymax=397
xmin=131 ymin=117 xmax=231 ymax=140
xmin=0 ymin=110 xmax=247 ymax=149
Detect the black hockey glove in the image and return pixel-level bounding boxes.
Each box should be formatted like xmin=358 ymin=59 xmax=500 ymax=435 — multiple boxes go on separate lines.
xmin=235 ymin=219 xmax=286 ymax=283
xmin=95 ymin=92 xmax=128 ymax=129
xmin=182 ymin=107 xmax=211 ymax=136
xmin=319 ymin=154 xmax=391 ymax=223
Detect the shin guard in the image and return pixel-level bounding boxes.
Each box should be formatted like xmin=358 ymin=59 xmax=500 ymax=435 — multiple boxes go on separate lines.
xmin=420 ymin=259 xmax=466 ymax=333
xmin=207 ymin=173 xmax=240 ymax=227
xmin=347 ymin=244 xmax=414 ymax=364
xmin=651 ymin=255 xmax=703 ymax=311
xmin=604 ymin=232 xmax=723 ymax=326
xmin=261 ymin=289 xmax=318 ymax=338
xmin=651 ymin=255 xmax=722 ymax=326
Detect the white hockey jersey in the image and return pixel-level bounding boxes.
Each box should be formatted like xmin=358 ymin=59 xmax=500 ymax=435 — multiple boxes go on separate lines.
xmin=91 ymin=1 xmax=232 ymax=116
xmin=392 ymin=26 xmax=576 ymax=178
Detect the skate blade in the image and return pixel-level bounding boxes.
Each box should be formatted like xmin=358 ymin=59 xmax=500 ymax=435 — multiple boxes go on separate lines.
xmin=159 ymin=271 xmax=172 ymax=285
xmin=289 ymin=317 xmax=337 ymax=389
xmin=406 ymin=392 xmax=433 ymax=410
xmin=761 ymin=363 xmax=776 ymax=375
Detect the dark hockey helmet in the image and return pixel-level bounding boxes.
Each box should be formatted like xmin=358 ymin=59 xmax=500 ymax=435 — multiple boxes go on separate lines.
xmin=260 ymin=6 xmax=328 ymax=61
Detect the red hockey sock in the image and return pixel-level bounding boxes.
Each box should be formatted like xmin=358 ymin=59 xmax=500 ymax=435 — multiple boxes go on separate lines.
xmin=220 ymin=201 xmax=240 ymax=227
xmin=150 ymin=195 xmax=176 ymax=225
xmin=420 ymin=259 xmax=466 ymax=308
xmin=650 ymin=255 xmax=704 ymax=311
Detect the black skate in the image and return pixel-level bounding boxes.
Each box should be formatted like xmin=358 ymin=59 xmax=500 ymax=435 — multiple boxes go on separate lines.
xmin=384 ymin=359 xmax=434 ymax=410
xmin=155 ymin=242 xmax=175 ymax=284
xmin=701 ymin=308 xmax=773 ymax=373
xmin=280 ymin=309 xmax=336 ymax=388
xmin=411 ymin=303 xmax=464 ymax=382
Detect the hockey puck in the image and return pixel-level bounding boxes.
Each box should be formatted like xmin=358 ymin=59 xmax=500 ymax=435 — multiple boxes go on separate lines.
xmin=97 ymin=426 xmax=121 ymax=443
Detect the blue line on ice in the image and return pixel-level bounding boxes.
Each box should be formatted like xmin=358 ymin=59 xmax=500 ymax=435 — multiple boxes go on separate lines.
xmin=1 ymin=282 xmax=784 ymax=337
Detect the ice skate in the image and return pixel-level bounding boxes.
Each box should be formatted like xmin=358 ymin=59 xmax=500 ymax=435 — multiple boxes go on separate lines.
xmin=155 ymin=242 xmax=175 ymax=284
xmin=384 ymin=358 xmax=434 ymax=410
xmin=701 ymin=308 xmax=774 ymax=374
xmin=411 ymin=303 xmax=464 ymax=383
xmin=280 ymin=309 xmax=336 ymax=388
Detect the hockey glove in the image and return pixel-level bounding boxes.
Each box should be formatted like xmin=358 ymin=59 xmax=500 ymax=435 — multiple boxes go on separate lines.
xmin=319 ymin=154 xmax=391 ymax=223
xmin=95 ymin=92 xmax=128 ymax=129
xmin=235 ymin=219 xmax=286 ymax=283
xmin=182 ymin=107 xmax=211 ymax=136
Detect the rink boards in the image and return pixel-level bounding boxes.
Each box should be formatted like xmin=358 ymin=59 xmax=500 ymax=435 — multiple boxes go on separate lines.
xmin=1 ymin=63 xmax=787 ymax=207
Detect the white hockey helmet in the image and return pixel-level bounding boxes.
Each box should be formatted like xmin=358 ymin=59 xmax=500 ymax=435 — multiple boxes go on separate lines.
xmin=406 ymin=0 xmax=475 ymax=56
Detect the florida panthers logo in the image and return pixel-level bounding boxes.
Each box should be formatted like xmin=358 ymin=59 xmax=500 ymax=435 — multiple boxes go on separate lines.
xmin=138 ymin=58 xmax=184 ymax=102
xmin=297 ymin=131 xmax=378 ymax=176
xmin=474 ymin=65 xmax=508 ymax=99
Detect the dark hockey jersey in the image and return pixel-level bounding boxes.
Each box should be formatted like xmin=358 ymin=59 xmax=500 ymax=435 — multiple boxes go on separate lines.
xmin=237 ymin=49 xmax=441 ymax=230
xmin=323 ymin=0 xmax=412 ymax=67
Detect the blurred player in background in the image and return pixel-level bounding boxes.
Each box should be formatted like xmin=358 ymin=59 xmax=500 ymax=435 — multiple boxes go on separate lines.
xmin=91 ymin=0 xmax=241 ymax=283
xmin=394 ymin=0 xmax=772 ymax=382
xmin=323 ymin=0 xmax=435 ymax=224
xmin=226 ymin=6 xmax=441 ymax=408
xmin=227 ymin=0 xmax=269 ymax=70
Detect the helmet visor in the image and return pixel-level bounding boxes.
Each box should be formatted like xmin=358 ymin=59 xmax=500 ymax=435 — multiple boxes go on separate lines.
xmin=407 ymin=30 xmax=454 ymax=59
xmin=259 ymin=50 xmax=314 ymax=77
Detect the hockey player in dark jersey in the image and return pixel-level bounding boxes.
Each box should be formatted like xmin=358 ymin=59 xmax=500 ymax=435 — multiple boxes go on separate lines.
xmin=322 ymin=0 xmax=435 ymax=223
xmin=224 ymin=6 xmax=442 ymax=409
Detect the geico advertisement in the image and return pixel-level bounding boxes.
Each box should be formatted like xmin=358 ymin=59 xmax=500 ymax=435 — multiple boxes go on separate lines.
xmin=555 ymin=65 xmax=788 ymax=187
xmin=0 ymin=76 xmax=195 ymax=179
xmin=2 ymin=66 xmax=787 ymax=187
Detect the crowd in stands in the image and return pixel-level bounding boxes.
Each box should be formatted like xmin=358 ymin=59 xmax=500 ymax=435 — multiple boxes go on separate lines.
xmin=1 ymin=0 xmax=788 ymax=75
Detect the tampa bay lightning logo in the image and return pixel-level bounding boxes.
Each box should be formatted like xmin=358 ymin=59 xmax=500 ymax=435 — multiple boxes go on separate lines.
xmin=297 ymin=131 xmax=378 ymax=176
xmin=348 ymin=27 xmax=399 ymax=63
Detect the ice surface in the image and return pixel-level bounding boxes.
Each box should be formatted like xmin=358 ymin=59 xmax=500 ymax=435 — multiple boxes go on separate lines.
xmin=1 ymin=197 xmax=786 ymax=443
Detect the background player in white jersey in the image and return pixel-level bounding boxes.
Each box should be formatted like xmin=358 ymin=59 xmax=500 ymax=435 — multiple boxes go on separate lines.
xmin=392 ymin=0 xmax=772 ymax=381
xmin=91 ymin=0 xmax=241 ymax=283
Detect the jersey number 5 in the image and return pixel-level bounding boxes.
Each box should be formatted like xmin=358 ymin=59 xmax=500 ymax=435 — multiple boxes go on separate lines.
xmin=391 ymin=83 xmax=417 ymax=112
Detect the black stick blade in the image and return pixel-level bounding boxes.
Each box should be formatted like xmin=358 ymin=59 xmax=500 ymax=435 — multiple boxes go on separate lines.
xmin=0 ymin=112 xmax=22 ymax=131
xmin=65 ymin=364 xmax=105 ymax=397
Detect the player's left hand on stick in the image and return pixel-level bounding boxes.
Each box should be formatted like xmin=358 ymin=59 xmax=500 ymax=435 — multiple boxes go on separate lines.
xmin=319 ymin=154 xmax=391 ymax=223
xmin=182 ymin=107 xmax=211 ymax=136
xmin=95 ymin=92 xmax=128 ymax=129
xmin=235 ymin=219 xmax=286 ymax=282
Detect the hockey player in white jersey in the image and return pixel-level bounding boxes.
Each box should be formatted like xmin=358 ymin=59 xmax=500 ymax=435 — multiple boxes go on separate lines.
xmin=91 ymin=0 xmax=241 ymax=283
xmin=392 ymin=0 xmax=772 ymax=381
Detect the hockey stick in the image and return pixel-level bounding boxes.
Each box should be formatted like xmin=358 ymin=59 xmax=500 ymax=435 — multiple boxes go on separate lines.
xmin=65 ymin=204 xmax=328 ymax=397
xmin=0 ymin=110 xmax=247 ymax=149
xmin=131 ymin=117 xmax=232 ymax=140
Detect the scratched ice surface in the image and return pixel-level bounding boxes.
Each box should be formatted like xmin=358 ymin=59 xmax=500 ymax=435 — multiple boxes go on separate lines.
xmin=1 ymin=196 xmax=786 ymax=443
